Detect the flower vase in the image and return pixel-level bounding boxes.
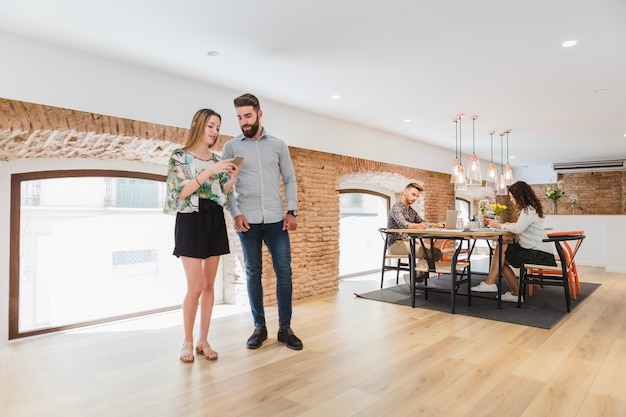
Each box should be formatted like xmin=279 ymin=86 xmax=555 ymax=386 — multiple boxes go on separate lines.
xmin=478 ymin=216 xmax=485 ymax=229
xmin=570 ymin=203 xmax=575 ymax=214
xmin=494 ymin=215 xmax=501 ymax=223
xmin=552 ymin=199 xmax=558 ymax=214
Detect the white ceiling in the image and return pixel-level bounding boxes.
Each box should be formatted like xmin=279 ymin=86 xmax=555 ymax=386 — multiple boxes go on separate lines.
xmin=1 ymin=0 xmax=625 ymax=168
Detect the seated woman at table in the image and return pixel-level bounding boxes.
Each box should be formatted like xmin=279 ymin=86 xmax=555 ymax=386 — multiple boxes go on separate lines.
xmin=471 ymin=181 xmax=556 ymax=302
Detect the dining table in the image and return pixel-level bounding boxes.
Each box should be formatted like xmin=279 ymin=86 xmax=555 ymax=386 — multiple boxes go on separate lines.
xmin=387 ymin=227 xmax=514 ymax=310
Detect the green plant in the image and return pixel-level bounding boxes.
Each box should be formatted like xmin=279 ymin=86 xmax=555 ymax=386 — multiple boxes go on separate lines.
xmin=479 ymin=199 xmax=490 ymax=215
xmin=546 ymin=181 xmax=565 ymax=201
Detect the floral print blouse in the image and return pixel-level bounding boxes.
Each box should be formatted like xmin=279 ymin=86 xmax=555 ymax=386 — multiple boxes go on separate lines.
xmin=163 ymin=148 xmax=233 ymax=214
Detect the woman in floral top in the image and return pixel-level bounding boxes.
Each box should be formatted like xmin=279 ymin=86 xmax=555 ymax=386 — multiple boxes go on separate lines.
xmin=164 ymin=108 xmax=239 ymax=363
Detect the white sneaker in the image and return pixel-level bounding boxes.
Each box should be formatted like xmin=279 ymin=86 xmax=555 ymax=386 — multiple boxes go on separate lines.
xmin=499 ymin=291 xmax=523 ymax=303
xmin=471 ymin=281 xmax=498 ymax=292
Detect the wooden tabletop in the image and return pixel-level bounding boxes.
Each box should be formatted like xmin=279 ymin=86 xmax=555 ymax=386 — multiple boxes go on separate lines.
xmin=387 ymin=228 xmax=514 ymax=240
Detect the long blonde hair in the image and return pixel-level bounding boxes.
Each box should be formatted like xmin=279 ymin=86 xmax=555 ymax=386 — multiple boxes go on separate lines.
xmin=184 ymin=108 xmax=221 ymax=149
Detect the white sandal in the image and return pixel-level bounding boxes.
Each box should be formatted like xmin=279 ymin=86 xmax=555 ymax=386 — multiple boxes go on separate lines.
xmin=180 ymin=342 xmax=195 ymax=363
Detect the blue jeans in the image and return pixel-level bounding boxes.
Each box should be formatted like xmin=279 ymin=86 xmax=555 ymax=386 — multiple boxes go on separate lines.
xmin=238 ymin=221 xmax=293 ymax=329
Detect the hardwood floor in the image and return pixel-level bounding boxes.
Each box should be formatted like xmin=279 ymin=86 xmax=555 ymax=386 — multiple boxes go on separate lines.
xmin=1 ymin=265 xmax=625 ymax=417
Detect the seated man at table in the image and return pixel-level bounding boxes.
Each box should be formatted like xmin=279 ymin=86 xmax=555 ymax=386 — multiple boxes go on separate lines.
xmin=387 ymin=182 xmax=445 ymax=283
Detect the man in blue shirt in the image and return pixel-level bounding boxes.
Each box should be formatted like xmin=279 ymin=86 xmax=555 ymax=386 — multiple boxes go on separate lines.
xmin=222 ymin=93 xmax=302 ymax=351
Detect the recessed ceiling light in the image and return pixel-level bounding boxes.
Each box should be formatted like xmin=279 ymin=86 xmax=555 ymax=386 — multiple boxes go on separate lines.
xmin=206 ymin=51 xmax=220 ymax=56
xmin=331 ymin=95 xmax=341 ymax=100
xmin=404 ymin=119 xmax=412 ymax=123
xmin=509 ymin=156 xmax=516 ymax=159
xmin=562 ymin=40 xmax=577 ymax=47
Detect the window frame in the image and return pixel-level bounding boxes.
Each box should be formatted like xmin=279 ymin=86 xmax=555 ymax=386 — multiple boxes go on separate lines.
xmin=9 ymin=169 xmax=176 ymax=340
xmin=338 ymin=188 xmax=391 ymax=277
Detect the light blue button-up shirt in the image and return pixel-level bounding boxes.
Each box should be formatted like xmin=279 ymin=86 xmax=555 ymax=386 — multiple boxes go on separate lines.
xmin=222 ymin=129 xmax=297 ymax=224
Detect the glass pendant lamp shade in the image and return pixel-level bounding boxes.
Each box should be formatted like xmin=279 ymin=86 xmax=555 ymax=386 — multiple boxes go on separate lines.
xmin=467 ymin=115 xmax=482 ymax=187
xmin=488 ymin=162 xmax=498 ymax=190
xmin=496 ymin=132 xmax=507 ymax=195
xmin=450 ymin=118 xmax=459 ymax=183
xmin=455 ymin=163 xmax=467 ymax=190
xmin=456 ymin=114 xmax=467 ymax=188
xmin=450 ymin=115 xmax=467 ymax=188
xmin=504 ymin=163 xmax=513 ymax=184
xmin=467 ymin=153 xmax=482 ymax=187
xmin=486 ymin=130 xmax=498 ymax=190
xmin=504 ymin=129 xmax=514 ymax=185
xmin=450 ymin=157 xmax=460 ymax=183
xmin=496 ymin=173 xmax=508 ymax=195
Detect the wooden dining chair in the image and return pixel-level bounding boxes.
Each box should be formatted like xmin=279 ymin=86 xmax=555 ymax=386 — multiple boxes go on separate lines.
xmin=435 ymin=239 xmax=470 ymax=263
xmin=378 ymin=228 xmax=411 ymax=288
xmin=414 ymin=237 xmax=472 ymax=314
xmin=517 ymin=233 xmax=585 ymax=312
xmin=432 ymin=238 xmax=470 ymax=280
xmin=528 ymin=230 xmax=584 ymax=300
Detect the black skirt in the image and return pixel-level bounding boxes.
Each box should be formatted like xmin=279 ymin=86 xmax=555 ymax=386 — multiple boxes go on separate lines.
xmin=173 ymin=198 xmax=230 ymax=259
xmin=505 ymin=242 xmax=557 ymax=268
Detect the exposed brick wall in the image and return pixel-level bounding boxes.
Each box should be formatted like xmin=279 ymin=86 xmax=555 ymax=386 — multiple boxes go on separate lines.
xmin=336 ymin=155 xmax=455 ymax=222
xmin=530 ymin=172 xmax=624 ymax=215
xmin=0 ymin=98 xmax=189 ymax=144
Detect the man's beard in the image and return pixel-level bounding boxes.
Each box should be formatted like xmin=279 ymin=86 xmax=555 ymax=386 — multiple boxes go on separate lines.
xmin=241 ymin=118 xmax=260 ymax=138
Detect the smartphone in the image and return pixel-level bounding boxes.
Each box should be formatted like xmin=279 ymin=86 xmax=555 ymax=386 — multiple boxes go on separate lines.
xmin=232 ymin=156 xmax=244 ymax=166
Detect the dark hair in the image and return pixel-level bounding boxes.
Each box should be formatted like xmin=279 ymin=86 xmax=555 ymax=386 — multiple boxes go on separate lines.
xmin=508 ymin=181 xmax=544 ymax=217
xmin=233 ymin=93 xmax=261 ymax=112
xmin=406 ymin=182 xmax=424 ymax=192
xmin=184 ymin=108 xmax=221 ymax=149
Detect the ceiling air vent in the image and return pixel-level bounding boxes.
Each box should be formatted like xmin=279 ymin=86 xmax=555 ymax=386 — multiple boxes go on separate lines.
xmin=552 ymin=160 xmax=626 ymax=173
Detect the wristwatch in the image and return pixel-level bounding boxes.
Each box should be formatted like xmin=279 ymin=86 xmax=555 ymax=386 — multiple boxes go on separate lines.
xmin=287 ymin=210 xmax=298 ymax=217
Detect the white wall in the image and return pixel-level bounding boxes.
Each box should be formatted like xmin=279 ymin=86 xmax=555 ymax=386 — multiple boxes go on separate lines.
xmin=514 ymin=164 xmax=558 ymax=185
xmin=543 ymin=215 xmax=626 ymax=273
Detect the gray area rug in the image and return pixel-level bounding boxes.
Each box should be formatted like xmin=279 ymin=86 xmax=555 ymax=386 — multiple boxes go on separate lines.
xmin=355 ymin=275 xmax=600 ymax=329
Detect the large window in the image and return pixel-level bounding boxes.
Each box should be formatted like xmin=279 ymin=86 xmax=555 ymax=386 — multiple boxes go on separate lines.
xmin=9 ymin=170 xmax=194 ymax=339
xmin=339 ymin=190 xmax=389 ymax=277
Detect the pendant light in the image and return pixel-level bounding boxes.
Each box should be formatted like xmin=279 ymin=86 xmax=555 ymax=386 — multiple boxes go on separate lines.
xmin=450 ymin=116 xmax=460 ymax=183
xmin=467 ymin=115 xmax=482 ymax=187
xmin=454 ymin=113 xmax=467 ymax=190
xmin=496 ymin=131 xmax=508 ymax=195
xmin=487 ymin=130 xmax=498 ymax=190
xmin=504 ymin=129 xmax=514 ymax=185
